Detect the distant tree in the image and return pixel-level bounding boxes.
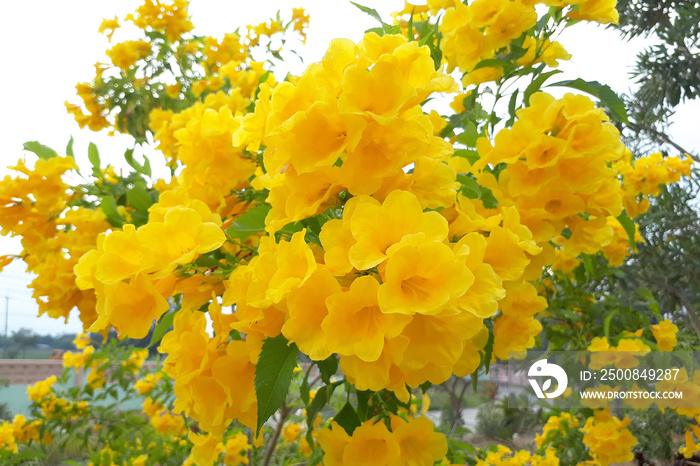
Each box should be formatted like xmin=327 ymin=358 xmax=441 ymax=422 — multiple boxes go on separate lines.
xmin=12 ymin=328 xmax=38 ymax=358
xmin=613 ymin=0 xmax=700 ymax=160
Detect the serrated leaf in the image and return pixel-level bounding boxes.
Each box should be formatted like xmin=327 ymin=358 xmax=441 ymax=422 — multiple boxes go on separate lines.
xmin=616 ymin=213 xmax=637 ymax=252
xmin=351 ymin=2 xmax=385 ymax=26
xmin=333 ymin=403 xmax=361 ymax=435
xmin=226 ymin=204 xmax=271 ymax=240
xmin=149 ymin=309 xmax=175 ymax=348
xmin=548 ymin=78 xmax=628 ymax=123
xmin=88 ymin=142 xmax=103 ymax=179
xmin=255 ymin=335 xmax=299 ymax=435
xmin=316 ymin=355 xmax=339 ymax=384
xmin=23 ymin=141 xmax=58 ymax=160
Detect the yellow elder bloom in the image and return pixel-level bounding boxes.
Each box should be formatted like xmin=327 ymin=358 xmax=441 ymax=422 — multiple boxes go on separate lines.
xmin=347 ymin=190 xmax=448 ymax=270
xmin=652 ymin=319 xmax=679 ymax=351
xmin=98 ymin=16 xmax=120 ymax=41
xmin=282 ymin=423 xmax=301 ymax=443
xmin=378 ymin=241 xmax=474 ymax=316
xmin=106 ymin=40 xmax=151 ymax=70
xmin=390 ymin=415 xmax=448 ymax=464
xmin=324 ymin=275 xmax=411 ymax=362
xmin=281 ymin=268 xmax=341 ymax=361
xmin=134 ymin=372 xmax=163 ymax=395
xmin=27 ymin=376 xmax=57 ymax=403
xmin=91 ymin=273 xmax=171 ymax=338
xmin=582 ymin=409 xmax=637 ymax=465
xmin=137 ymin=206 xmax=226 ymax=276
xmin=72 ymin=333 xmax=91 ymax=350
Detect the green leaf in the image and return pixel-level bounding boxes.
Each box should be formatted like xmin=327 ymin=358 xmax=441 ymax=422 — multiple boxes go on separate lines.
xmin=254 ymin=335 xmax=299 ymax=435
xmin=523 ymin=70 xmax=562 ymax=105
xmin=149 ymin=309 xmax=175 ymax=348
xmin=453 ymin=149 xmax=480 ymax=166
xmin=603 ymin=309 xmax=618 ymax=340
xmin=23 ymin=141 xmax=58 ymax=160
xmin=548 ymin=78 xmax=628 ymax=123
xmin=66 ymin=137 xmax=75 ymax=158
xmin=100 ymin=195 xmax=125 ymax=227
xmin=316 ymin=355 xmax=339 ymax=384
xmin=457 ymin=175 xmax=498 ymax=209
xmin=456 ymin=121 xmax=480 ymax=147
xmin=305 ymin=385 xmax=329 ymax=444
xmin=226 ymin=204 xmax=271 ymax=240
xmin=124 ymin=148 xmax=152 ymax=177
xmin=482 ymin=318 xmax=495 ymax=373
xmin=616 ymin=213 xmax=637 ymax=252
xmin=333 ymin=402 xmax=362 ymax=435
xmin=127 ymin=183 xmax=154 ymax=212
xmin=88 ymin=142 xmax=103 ymax=179
xmin=351 ymin=2 xmax=385 ymax=26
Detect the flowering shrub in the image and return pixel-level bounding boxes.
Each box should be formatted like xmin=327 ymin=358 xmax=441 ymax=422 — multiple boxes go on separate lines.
xmin=1 ymin=0 xmax=697 ymax=465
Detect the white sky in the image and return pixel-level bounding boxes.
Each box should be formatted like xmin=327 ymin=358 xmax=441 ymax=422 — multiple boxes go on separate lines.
xmin=0 ymin=1 xmax=697 ymax=336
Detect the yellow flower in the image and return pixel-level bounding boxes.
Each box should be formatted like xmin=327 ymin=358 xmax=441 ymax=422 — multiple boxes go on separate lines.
xmin=347 ymin=190 xmax=448 ymax=270
xmin=390 ymin=416 xmax=447 ymax=465
xmin=582 ymin=409 xmax=637 ymax=465
xmin=27 ymin=376 xmax=57 ymax=403
xmin=106 ymin=40 xmax=151 ymax=70
xmin=378 ymin=241 xmax=473 ymax=316
xmin=282 ymin=268 xmax=341 ymax=361
xmin=283 ymin=423 xmax=301 ymax=443
xmin=652 ymin=319 xmax=678 ymax=351
xmin=324 ymin=275 xmax=411 ymax=362
xmin=134 ymin=373 xmax=163 ymax=395
xmin=98 ymin=16 xmax=120 ymax=41
xmin=568 ymin=0 xmax=619 ymax=24
xmin=137 ymin=206 xmax=226 ymax=275
xmin=73 ymin=333 xmax=91 ymax=350
xmin=0 ymin=420 xmax=18 ymax=454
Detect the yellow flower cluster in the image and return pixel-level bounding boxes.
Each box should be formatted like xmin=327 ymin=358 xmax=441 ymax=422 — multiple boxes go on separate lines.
xmin=587 ymin=336 xmax=650 ymax=370
xmin=219 ymin=432 xmax=252 ymax=465
xmin=106 ymin=40 xmax=152 ymax=70
xmin=135 ymin=372 xmax=163 ymax=395
xmin=317 ymin=416 xmax=447 ymax=466
xmin=74 ymin=203 xmax=225 ymax=338
xmin=233 ymin=32 xmax=459 ymax=232
xmin=98 ymin=16 xmax=120 ymax=41
xmin=0 ymin=415 xmax=51 ymax=454
xmin=127 ymin=0 xmax=193 ymax=42
xmin=65 ymin=82 xmax=111 ymax=131
xmin=1 ymin=157 xmax=109 ymax=328
xmin=441 ymin=0 xmax=537 ymax=73
xmin=63 ymin=344 xmax=95 ymax=368
xmin=535 ymin=412 xmax=579 ymax=449
xmin=581 ymin=409 xmax=637 ymax=466
xmin=159 ymin=304 xmax=256 ymax=442
xmin=615 ymin=151 xmax=694 ymax=218
xmin=142 ymin=397 xmax=187 ymax=436
xmin=27 ymin=375 xmax=57 ymax=402
xmin=0 ymin=421 xmax=17 ymax=454
xmin=652 ymin=319 xmax=679 ymax=351
xmin=475 ymin=444 xmax=560 ymax=466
